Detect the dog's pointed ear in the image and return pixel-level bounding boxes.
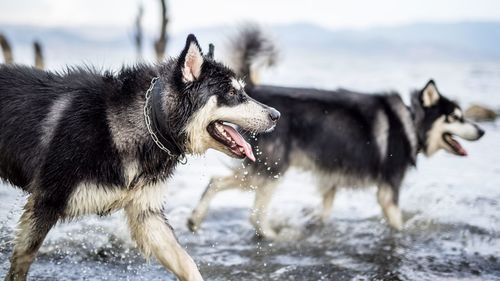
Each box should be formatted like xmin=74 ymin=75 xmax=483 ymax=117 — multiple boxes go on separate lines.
xmin=421 ymin=79 xmax=440 ymax=107
xmin=178 ymin=34 xmax=204 ymax=82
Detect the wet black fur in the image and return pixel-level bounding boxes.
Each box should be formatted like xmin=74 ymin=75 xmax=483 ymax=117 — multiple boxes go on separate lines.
xmin=243 ymin=82 xmax=484 ymax=211
xmin=230 ymin=28 xmax=481 ymax=206
xmin=0 ymin=34 xmax=243 ymax=222
xmin=244 ymin=85 xmax=417 ymax=196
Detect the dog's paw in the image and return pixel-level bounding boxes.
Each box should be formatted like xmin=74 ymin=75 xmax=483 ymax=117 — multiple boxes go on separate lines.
xmin=389 ymin=220 xmax=403 ymax=231
xmin=254 ymin=228 xmax=279 ymax=241
xmin=308 ymin=214 xmax=327 ymax=228
xmin=386 ymin=206 xmax=404 ymax=231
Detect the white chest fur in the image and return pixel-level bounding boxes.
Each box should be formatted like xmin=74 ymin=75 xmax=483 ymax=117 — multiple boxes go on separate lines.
xmin=64 ymin=161 xmax=167 ymax=218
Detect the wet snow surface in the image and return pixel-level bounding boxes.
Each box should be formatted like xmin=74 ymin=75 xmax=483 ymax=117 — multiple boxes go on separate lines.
xmin=1 ymin=55 xmax=500 ymax=280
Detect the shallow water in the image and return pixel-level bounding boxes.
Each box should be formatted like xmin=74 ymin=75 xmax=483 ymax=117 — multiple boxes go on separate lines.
xmin=1 ymin=44 xmax=500 ymax=280
xmin=1 ymin=121 xmax=499 ymax=281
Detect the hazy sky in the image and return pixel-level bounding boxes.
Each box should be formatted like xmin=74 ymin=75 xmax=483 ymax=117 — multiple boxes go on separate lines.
xmin=1 ymin=0 xmax=500 ymax=33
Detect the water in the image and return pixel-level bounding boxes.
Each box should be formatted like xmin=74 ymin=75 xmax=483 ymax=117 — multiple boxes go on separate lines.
xmin=1 ymin=38 xmax=500 ymax=280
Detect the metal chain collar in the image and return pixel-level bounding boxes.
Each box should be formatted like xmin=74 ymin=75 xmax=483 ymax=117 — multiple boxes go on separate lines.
xmin=143 ymin=77 xmax=187 ymax=164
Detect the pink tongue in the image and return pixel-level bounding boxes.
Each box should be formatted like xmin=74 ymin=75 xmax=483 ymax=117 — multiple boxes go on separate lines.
xmin=450 ymin=138 xmax=467 ymax=156
xmin=455 ymin=143 xmax=467 ymax=156
xmin=222 ymin=124 xmax=256 ymax=162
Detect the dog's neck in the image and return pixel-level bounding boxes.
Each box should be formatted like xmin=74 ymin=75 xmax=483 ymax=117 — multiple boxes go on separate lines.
xmin=111 ymin=64 xmax=188 ymax=162
xmin=384 ymin=94 xmax=419 ymax=164
xmin=146 ymin=78 xmax=186 ymax=160
xmin=409 ymin=92 xmax=427 ymax=155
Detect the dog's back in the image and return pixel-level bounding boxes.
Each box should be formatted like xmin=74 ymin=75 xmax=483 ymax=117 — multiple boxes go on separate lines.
xmin=0 ymin=65 xmax=129 ymax=191
xmin=0 ymin=65 xmax=64 ymax=188
xmin=245 ymin=85 xmax=415 ymax=188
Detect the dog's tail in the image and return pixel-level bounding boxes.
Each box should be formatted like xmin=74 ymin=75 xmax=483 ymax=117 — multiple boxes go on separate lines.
xmin=227 ymin=25 xmax=278 ymax=87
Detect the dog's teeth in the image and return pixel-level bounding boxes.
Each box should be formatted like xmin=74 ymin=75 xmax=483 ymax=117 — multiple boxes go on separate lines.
xmin=239 ymin=147 xmax=244 ymax=153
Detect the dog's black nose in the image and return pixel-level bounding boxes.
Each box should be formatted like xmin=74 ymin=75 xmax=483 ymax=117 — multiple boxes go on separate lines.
xmin=477 ymin=127 xmax=485 ymax=138
xmin=269 ymin=108 xmax=280 ymax=122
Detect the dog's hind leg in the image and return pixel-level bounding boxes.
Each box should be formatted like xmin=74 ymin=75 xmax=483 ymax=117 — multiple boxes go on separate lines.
xmin=320 ymin=187 xmax=337 ymax=222
xmin=377 ymin=184 xmax=403 ymax=230
xmin=251 ymin=180 xmax=279 ymax=239
xmin=5 ymin=197 xmax=59 ymax=281
xmin=126 ymin=185 xmax=203 ymax=281
xmin=188 ymin=174 xmax=242 ymax=232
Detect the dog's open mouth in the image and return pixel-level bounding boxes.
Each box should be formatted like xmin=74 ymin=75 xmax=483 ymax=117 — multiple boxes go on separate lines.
xmin=207 ymin=121 xmax=255 ymax=161
xmin=443 ymin=133 xmax=467 ymax=156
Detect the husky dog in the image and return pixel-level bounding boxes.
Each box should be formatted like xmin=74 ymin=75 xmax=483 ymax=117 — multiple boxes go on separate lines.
xmin=0 ymin=34 xmax=279 ymax=281
xmin=187 ymin=28 xmax=485 ymax=239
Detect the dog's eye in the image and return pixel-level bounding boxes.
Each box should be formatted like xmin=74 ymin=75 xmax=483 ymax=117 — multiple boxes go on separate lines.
xmin=449 ymin=114 xmax=459 ymax=121
xmin=229 ymin=89 xmax=237 ymax=96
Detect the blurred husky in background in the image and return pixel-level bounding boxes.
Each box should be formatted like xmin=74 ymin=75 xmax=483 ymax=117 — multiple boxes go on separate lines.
xmin=188 ymin=27 xmax=485 ymax=240
xmin=0 ymin=34 xmax=279 ymax=281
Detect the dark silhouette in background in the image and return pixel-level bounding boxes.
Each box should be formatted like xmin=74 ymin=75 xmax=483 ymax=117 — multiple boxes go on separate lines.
xmin=134 ymin=3 xmax=144 ymax=61
xmin=33 ymin=40 xmax=44 ymax=69
xmin=0 ymin=34 xmax=13 ymax=64
xmin=154 ymin=0 xmax=169 ymax=62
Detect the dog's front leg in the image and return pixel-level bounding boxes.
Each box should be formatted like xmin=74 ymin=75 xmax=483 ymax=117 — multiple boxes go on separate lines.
xmin=125 ymin=193 xmax=203 ymax=281
xmin=5 ymin=197 xmax=59 ymax=281
xmin=251 ymin=181 xmax=279 ymax=239
xmin=188 ymin=174 xmax=241 ymax=232
xmin=320 ymin=186 xmax=337 ymax=222
xmin=377 ymin=184 xmax=403 ymax=230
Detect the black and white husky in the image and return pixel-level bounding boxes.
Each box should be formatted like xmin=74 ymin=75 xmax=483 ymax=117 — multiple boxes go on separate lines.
xmin=0 ymin=34 xmax=279 ymax=281
xmin=187 ymin=28 xmax=485 ymax=240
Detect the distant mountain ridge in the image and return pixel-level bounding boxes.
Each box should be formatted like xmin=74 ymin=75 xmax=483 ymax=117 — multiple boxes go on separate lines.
xmin=1 ymin=21 xmax=499 ymax=65
xmin=270 ymin=22 xmax=500 ymax=60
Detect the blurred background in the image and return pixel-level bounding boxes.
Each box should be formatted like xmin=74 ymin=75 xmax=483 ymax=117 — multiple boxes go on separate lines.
xmin=1 ymin=1 xmax=500 ymax=280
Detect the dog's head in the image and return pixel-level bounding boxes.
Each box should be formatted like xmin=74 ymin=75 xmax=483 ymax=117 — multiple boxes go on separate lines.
xmin=170 ymin=35 xmax=280 ymax=161
xmin=412 ymin=79 xmax=485 ymax=157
